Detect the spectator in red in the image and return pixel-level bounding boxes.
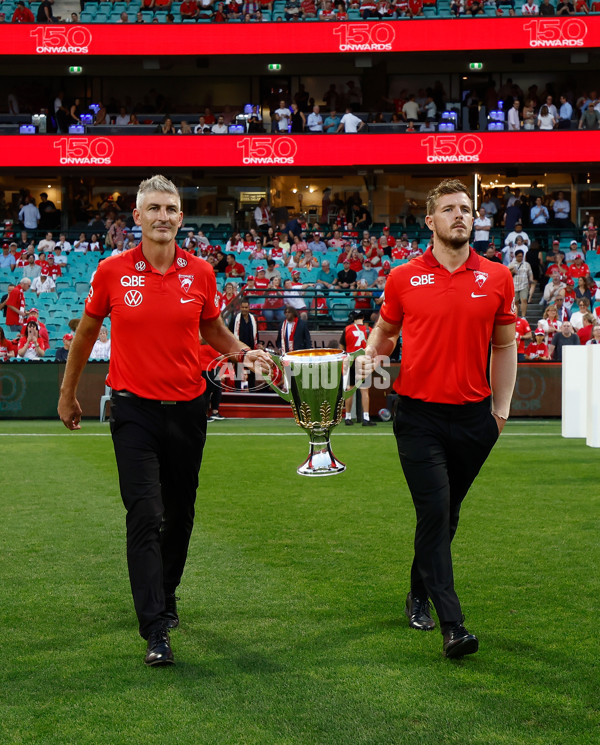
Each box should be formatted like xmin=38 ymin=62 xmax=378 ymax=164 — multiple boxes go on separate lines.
xmin=0 ymin=328 xmax=15 ymax=360
xmin=563 ymin=277 xmax=577 ymax=313
xmin=340 ymin=309 xmax=376 ymax=426
xmin=378 ymin=260 xmax=392 ymax=279
xmin=301 ymin=0 xmax=317 ymax=14
xmin=263 ymin=276 xmax=285 ymax=324
xmin=360 ymin=0 xmax=379 ymax=15
xmin=538 ymin=304 xmax=562 ymax=343
xmin=17 ymin=319 xmax=48 ymax=360
xmin=19 ymin=308 xmax=50 ymax=347
xmin=392 ymin=241 xmax=410 ymax=261
xmin=225 ymin=253 xmax=246 ymax=279
xmin=525 ymin=328 xmax=551 ymax=360
xmin=515 ymin=316 xmax=532 ymax=362
xmin=180 ymin=0 xmax=200 ymax=17
xmin=577 ymin=314 xmax=595 ymax=344
xmin=567 ymin=254 xmax=590 ymax=281
xmin=586 ymin=325 xmax=600 ymax=345
xmin=155 ymin=0 xmax=173 ymax=9
xmin=5 ymin=277 xmax=30 ymax=331
xmin=346 ymin=246 xmax=363 ymax=273
xmin=12 ymin=1 xmax=35 ymax=22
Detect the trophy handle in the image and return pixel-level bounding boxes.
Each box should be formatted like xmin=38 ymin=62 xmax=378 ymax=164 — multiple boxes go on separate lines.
xmin=343 ymin=349 xmax=366 ymax=400
xmin=264 ymin=352 xmax=292 ymax=402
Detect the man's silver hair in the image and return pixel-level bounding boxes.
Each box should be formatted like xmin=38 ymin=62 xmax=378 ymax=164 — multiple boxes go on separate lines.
xmin=136 ymin=175 xmax=180 ymax=211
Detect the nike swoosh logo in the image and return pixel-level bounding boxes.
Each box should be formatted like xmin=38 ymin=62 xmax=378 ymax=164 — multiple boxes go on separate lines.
xmin=471 ymin=293 xmax=487 ymax=298
xmin=180 ymin=298 xmax=194 ymax=304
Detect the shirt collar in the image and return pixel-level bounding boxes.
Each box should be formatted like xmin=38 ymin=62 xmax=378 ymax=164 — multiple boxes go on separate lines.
xmin=423 ymin=245 xmax=479 ymax=271
xmin=130 ymin=242 xmax=189 ymax=274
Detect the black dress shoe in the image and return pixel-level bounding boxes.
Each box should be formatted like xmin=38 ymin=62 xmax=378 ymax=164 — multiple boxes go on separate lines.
xmin=442 ymin=622 xmax=479 ymax=659
xmin=404 ymin=592 xmax=436 ymax=630
xmin=362 ymin=419 xmax=377 ymax=427
xmin=144 ymin=625 xmax=174 ymax=666
xmin=164 ymin=594 xmax=179 ymax=629
xmin=344 ymin=419 xmax=354 ymax=426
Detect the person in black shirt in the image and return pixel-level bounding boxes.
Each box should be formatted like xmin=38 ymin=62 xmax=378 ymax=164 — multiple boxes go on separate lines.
xmin=335 ymin=260 xmax=357 ymax=289
xmin=37 ymin=0 xmax=55 ymax=22
xmin=548 ymin=321 xmax=580 ymax=361
xmin=55 ymin=333 xmax=73 ymax=362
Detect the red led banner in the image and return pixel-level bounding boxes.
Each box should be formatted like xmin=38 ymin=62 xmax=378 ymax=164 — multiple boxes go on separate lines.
xmin=0 ymin=133 xmax=596 ymax=168
xmin=0 ymin=18 xmax=595 ymax=56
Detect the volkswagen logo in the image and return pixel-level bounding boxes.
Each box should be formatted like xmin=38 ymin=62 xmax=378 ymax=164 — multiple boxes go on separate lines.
xmin=124 ymin=290 xmax=143 ymax=307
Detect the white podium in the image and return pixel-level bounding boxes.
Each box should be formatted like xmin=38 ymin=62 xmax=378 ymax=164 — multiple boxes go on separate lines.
xmin=562 ymin=344 xmax=600 ymax=447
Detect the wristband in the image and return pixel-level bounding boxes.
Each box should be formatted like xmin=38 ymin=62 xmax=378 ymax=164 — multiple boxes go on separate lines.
xmin=237 ymin=347 xmax=251 ymax=364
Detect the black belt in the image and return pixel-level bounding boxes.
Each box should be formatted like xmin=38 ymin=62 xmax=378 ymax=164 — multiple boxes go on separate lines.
xmin=112 ymin=390 xmax=178 ymax=406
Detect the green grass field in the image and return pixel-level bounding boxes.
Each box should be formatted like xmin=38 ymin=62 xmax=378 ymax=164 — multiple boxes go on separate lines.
xmin=1 ymin=418 xmax=599 ymax=745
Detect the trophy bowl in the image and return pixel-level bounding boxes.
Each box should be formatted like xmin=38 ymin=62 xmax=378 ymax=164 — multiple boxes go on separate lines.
xmin=266 ymin=347 xmax=364 ymax=477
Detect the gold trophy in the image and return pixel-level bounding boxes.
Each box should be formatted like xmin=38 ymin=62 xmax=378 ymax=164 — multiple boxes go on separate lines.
xmin=266 ymin=348 xmax=365 ymax=476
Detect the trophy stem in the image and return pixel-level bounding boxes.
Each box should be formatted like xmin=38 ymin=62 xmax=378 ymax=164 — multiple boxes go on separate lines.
xmin=297 ymin=428 xmax=346 ymax=477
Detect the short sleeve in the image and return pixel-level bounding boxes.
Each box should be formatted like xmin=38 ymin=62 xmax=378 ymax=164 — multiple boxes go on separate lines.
xmin=85 ymin=262 xmax=111 ymax=320
xmin=495 ymin=267 xmax=517 ymax=326
xmin=200 ymin=266 xmax=221 ymax=321
xmin=379 ymin=272 xmax=404 ymax=327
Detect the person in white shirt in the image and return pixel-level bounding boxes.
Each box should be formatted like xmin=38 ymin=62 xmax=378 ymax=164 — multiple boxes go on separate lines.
xmin=544 ymin=96 xmax=558 ymax=121
xmin=90 ymin=325 xmax=111 ymax=359
xmin=55 ymin=234 xmax=72 ymax=254
xmin=274 ymin=101 xmax=291 ymax=133
xmin=504 ymin=224 xmax=530 ymax=249
xmin=472 ymin=208 xmax=492 ymax=253
xmin=336 ymin=108 xmax=365 ymax=133
xmin=507 ymin=100 xmax=521 ymax=131
xmin=37 ymin=232 xmax=56 ymax=254
xmin=73 ymin=233 xmax=89 ymax=252
xmin=306 ymin=105 xmax=324 ymax=133
xmin=254 ymin=198 xmax=271 ymax=228
xmin=111 ymin=240 xmax=126 ymax=256
xmin=521 ymin=1 xmax=538 ymax=13
xmin=569 ymin=299 xmax=590 ymax=330
xmin=115 ymin=107 xmax=131 ymax=125
xmin=31 ymin=274 xmax=56 ymax=296
xmin=402 ymin=94 xmax=420 ymax=122
xmin=211 ymin=115 xmax=228 ymax=134
xmin=565 ymin=240 xmax=585 ymax=263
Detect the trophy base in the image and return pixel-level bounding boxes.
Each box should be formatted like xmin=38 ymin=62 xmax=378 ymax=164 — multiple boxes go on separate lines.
xmin=297 ymin=438 xmax=346 ymax=477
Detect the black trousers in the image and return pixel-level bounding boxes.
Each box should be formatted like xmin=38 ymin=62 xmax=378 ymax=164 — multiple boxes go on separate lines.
xmin=110 ymin=392 xmax=207 ymax=639
xmin=394 ymin=395 xmax=499 ymax=627
xmin=203 ymin=370 xmax=222 ymax=413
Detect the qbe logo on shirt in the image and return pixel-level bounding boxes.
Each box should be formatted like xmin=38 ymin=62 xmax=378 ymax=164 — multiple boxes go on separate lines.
xmin=410 ymin=274 xmax=435 ymax=287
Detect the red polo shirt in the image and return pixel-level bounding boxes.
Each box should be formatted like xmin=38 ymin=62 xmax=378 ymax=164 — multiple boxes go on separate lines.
xmin=5 ymin=285 xmax=24 ymax=326
xmin=85 ymin=244 xmax=220 ymax=400
xmin=568 ymin=263 xmax=590 ymax=280
xmin=341 ymin=322 xmax=369 ymax=353
xmin=380 ymin=247 xmax=515 ymax=404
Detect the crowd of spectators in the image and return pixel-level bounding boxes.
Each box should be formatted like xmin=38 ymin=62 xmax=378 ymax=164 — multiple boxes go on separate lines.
xmin=4 ymin=0 xmax=597 ymax=23
xmin=2 ymin=181 xmax=599 ymax=363
xmin=7 ymin=76 xmax=600 ymax=135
